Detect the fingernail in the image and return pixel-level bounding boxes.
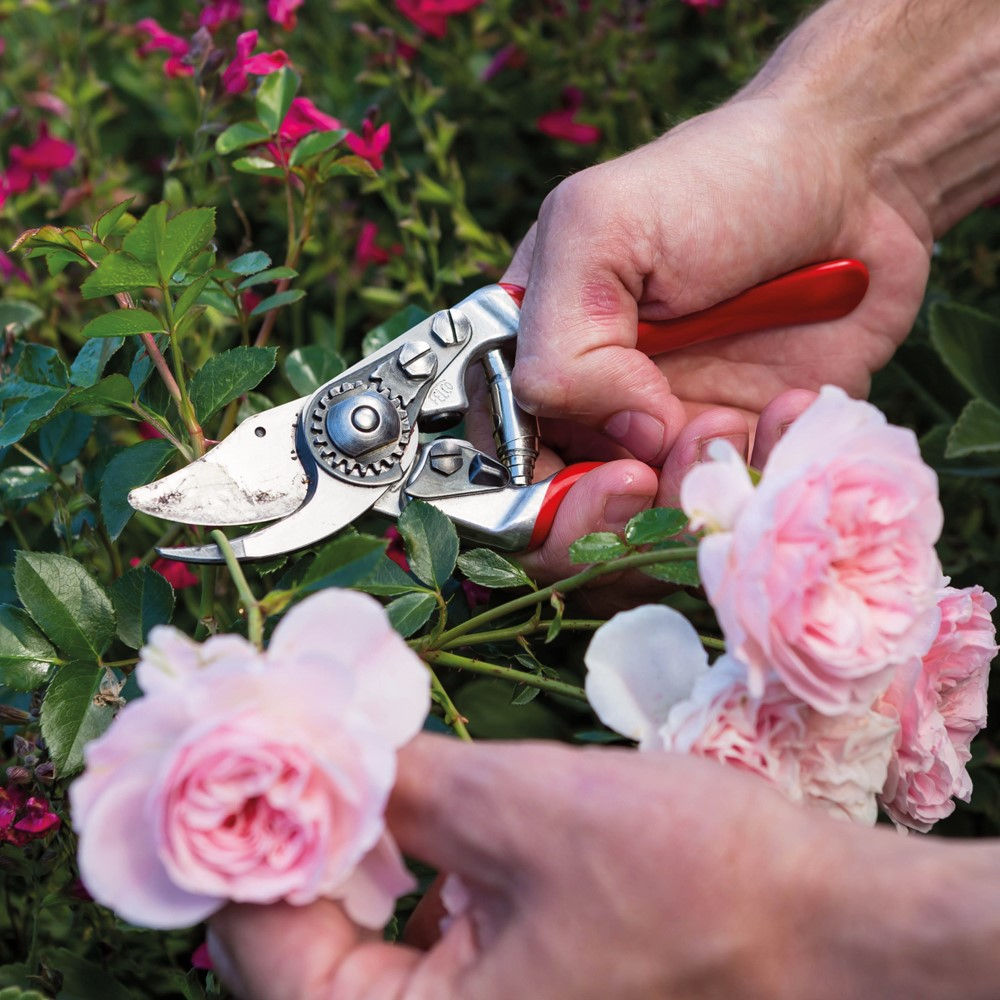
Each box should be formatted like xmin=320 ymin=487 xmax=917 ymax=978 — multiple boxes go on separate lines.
xmin=603 ymin=410 xmax=666 ymax=464
xmin=603 ymin=493 xmax=652 ymax=533
xmin=697 ymin=434 xmax=747 ymax=463
xmin=207 ymin=926 xmax=249 ymax=998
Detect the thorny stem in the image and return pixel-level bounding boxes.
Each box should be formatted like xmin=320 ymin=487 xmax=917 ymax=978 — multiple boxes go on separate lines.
xmin=428 ymin=667 xmax=472 ymax=741
xmin=210 ymin=530 xmax=262 ymax=648
xmin=424 ymin=649 xmax=588 ymax=702
xmin=439 ymin=619 xmax=605 ymax=649
xmin=436 ymin=546 xmax=700 ymax=647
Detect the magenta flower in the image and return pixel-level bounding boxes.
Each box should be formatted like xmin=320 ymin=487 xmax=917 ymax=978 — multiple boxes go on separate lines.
xmin=221 ymin=30 xmax=290 ymax=94
xmin=346 ymin=120 xmax=391 ymax=170
xmin=0 ymin=785 xmax=61 ymax=847
xmin=0 ymin=249 xmax=30 ymax=284
xmin=267 ymin=0 xmax=303 ymax=30
xmin=536 ymin=87 xmax=602 ymax=145
xmin=355 ymin=221 xmax=401 ymax=268
xmin=191 ymin=941 xmax=214 ymax=970
xmin=199 ymin=0 xmax=243 ymax=31
xmin=395 ymin=0 xmax=484 ymax=38
xmin=682 ymin=0 xmax=725 ymax=7
xmin=136 ymin=18 xmax=193 ymax=78
xmin=278 ymin=96 xmax=342 ymax=144
xmin=2 ymin=124 xmax=76 ymax=203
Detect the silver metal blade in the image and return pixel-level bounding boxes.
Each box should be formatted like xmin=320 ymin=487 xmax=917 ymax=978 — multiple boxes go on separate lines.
xmin=128 ymin=400 xmax=310 ymax=526
xmin=156 ymin=449 xmax=405 ymax=563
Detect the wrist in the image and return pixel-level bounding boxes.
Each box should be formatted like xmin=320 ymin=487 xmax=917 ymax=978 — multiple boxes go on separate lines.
xmin=738 ymin=0 xmax=1000 ymax=241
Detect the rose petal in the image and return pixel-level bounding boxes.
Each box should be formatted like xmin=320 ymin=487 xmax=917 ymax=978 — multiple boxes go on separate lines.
xmin=585 ymin=605 xmax=710 ymax=748
xmin=336 ymin=835 xmax=416 ymax=928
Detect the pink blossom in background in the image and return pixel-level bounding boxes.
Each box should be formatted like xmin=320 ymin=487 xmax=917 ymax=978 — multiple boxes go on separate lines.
xmin=354 ymin=221 xmax=401 ymax=268
xmin=136 ymin=18 xmax=193 ymax=78
xmin=876 ymin=584 xmax=996 ymax=832
xmin=0 ymin=249 xmax=29 ymax=284
xmin=346 ymin=120 xmax=391 ymax=170
xmin=190 ymin=941 xmax=214 ymax=970
xmin=71 ymin=589 xmax=430 ymax=930
xmin=277 ymin=96 xmax=341 ymax=144
xmin=396 ymin=0 xmax=485 ymax=38
xmin=130 ymin=556 xmax=200 ymax=590
xmin=682 ymin=0 xmax=725 ymax=8
xmin=681 ymin=386 xmax=944 ymax=716
xmin=536 ymin=87 xmax=602 ymax=145
xmin=384 ymin=526 xmax=410 ymax=571
xmin=0 ymin=785 xmax=61 ymax=847
xmin=268 ymin=0 xmax=303 ymax=30
xmin=221 ymin=30 xmax=290 ymax=94
xmin=3 ymin=124 xmax=76 ymax=198
xmin=480 ymin=43 xmax=525 ymax=82
xmin=199 ymin=0 xmax=243 ymax=31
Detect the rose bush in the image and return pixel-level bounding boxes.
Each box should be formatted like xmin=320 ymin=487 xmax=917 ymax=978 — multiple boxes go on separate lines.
xmin=71 ymin=589 xmax=430 ymax=929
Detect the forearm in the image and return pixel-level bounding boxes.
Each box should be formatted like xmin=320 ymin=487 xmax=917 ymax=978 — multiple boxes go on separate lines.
xmin=739 ymin=0 xmax=1000 ymax=240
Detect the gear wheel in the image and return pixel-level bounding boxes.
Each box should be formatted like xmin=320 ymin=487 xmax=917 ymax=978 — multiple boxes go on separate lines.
xmin=306 ymin=379 xmax=412 ymax=484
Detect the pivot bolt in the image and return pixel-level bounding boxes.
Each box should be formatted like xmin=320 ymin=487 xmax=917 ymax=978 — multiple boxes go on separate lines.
xmin=431 ymin=309 xmax=472 ymax=347
xmin=428 ymin=438 xmax=464 ymax=476
xmin=397 ymin=340 xmax=437 ymax=380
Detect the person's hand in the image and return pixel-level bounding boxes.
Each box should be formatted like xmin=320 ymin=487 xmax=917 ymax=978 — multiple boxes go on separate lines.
xmin=496 ymin=90 xmax=932 ymax=583
xmin=206 ymin=734 xmax=979 ymax=1000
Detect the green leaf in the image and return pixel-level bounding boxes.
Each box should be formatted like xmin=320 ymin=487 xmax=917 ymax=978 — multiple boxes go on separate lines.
xmin=511 ymin=684 xmax=541 ymax=706
xmin=398 ymin=500 xmax=459 ymax=588
xmin=232 ymin=156 xmax=287 ymax=177
xmin=238 ymin=266 xmax=298 ymax=289
xmin=93 ymin=197 xmax=136 ymax=241
xmin=929 ymin=301 xmax=1000 ymax=409
xmin=0 ymin=605 xmax=59 ymax=691
xmin=72 ymin=373 xmax=136 ymax=416
xmin=39 ymin=663 xmax=116 ymax=777
xmin=189 ymin=346 xmax=277 ymax=423
xmin=415 ymin=173 xmax=456 ymax=205
xmin=39 ymin=411 xmax=94 ymax=466
xmin=457 ymin=549 xmax=532 ymax=589
xmin=255 ymin=66 xmax=299 ymax=133
xmin=0 ymin=300 xmax=44 ymax=333
xmin=288 ymin=128 xmax=349 ymax=166
xmin=624 ymin=506 xmax=689 ymax=545
xmin=568 ymin=532 xmax=629 ymax=564
xmin=100 ymin=438 xmax=175 ymax=540
xmin=80 ymin=251 xmax=159 ymax=299
xmin=216 ymin=120 xmax=272 ymax=154
xmin=945 ymin=398 xmax=1000 ymax=457
xmin=0 ymin=466 xmax=57 ymax=503
xmin=0 ymin=386 xmax=66 ymax=448
xmin=249 ymin=288 xmax=306 ymax=316
xmin=81 ymin=308 xmax=165 ymax=338
xmin=173 ymin=272 xmax=213 ymax=321
xmin=110 ymin=565 xmax=175 ymax=649
xmin=283 ymin=345 xmax=347 ymax=395
xmin=354 ymin=554 xmax=429 ymax=596
xmin=385 ymin=591 xmax=437 ymax=637
xmin=299 ymin=533 xmax=387 ymax=593
xmin=69 ymin=336 xmax=124 ymax=387
xmin=641 ymin=541 xmax=701 ymax=586
xmin=121 ymin=202 xmax=167 ymax=265
xmin=159 ymin=207 xmax=216 ymax=284
xmin=33 ymin=949 xmax=133 ymax=1000
xmin=546 ymin=591 xmax=565 ymax=643
xmin=362 ymin=304 xmax=430 ymax=357
xmin=14 ymin=552 xmax=115 ymax=660
xmin=228 ymin=250 xmax=272 ymax=275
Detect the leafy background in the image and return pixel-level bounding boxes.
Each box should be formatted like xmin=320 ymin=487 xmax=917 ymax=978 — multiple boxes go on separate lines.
xmin=1 ymin=0 xmax=999 ymax=995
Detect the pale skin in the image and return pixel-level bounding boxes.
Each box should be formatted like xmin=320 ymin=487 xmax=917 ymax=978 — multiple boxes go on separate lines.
xmin=210 ymin=1 xmax=1000 ymax=996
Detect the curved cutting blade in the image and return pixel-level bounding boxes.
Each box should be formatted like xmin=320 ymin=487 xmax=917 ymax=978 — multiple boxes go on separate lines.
xmin=128 ymin=399 xmax=310 ymax=526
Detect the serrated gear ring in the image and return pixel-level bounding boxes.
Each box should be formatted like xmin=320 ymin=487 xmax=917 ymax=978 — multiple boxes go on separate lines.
xmin=306 ymin=380 xmax=412 ymax=484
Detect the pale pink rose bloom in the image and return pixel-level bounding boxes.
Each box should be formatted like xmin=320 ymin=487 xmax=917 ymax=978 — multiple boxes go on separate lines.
xmin=71 ymin=590 xmax=430 ymax=930
xmin=876 ymin=584 xmax=995 ymax=832
xmin=586 ymin=605 xmax=896 ymax=824
xmin=681 ymin=385 xmax=943 ymax=716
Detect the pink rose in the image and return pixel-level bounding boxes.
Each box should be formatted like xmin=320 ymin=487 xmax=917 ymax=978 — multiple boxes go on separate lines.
xmin=681 ymin=386 xmax=944 ymax=716
xmin=876 ymin=585 xmax=996 ymax=832
xmin=70 ymin=590 xmax=430 ymax=930
xmin=585 ymin=605 xmax=897 ymax=824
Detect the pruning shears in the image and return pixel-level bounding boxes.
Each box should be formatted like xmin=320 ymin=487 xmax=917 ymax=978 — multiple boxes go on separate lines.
xmin=128 ymin=259 xmax=869 ymax=563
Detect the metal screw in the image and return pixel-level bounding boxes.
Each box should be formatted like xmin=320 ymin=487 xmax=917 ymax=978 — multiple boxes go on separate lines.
xmin=431 ymin=309 xmax=472 ymax=346
xmin=397 ymin=340 xmax=437 ymax=380
xmin=428 ymin=438 xmax=464 ymax=476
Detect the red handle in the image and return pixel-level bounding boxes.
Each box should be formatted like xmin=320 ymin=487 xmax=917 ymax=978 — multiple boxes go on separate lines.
xmin=502 ymin=258 xmax=869 ymax=355
xmin=528 ymin=462 xmax=602 ymax=550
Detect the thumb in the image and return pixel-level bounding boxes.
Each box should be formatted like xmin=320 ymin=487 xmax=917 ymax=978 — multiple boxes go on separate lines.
xmin=519 ymin=459 xmax=657 ymax=581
